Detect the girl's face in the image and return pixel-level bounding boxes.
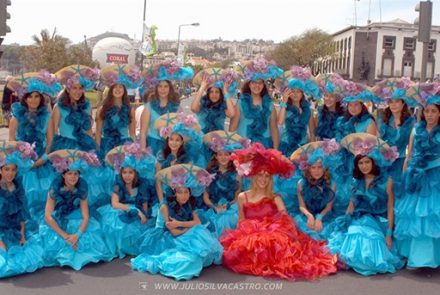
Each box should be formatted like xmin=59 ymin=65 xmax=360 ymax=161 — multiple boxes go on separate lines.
xmin=121 ymin=167 xmax=136 ymax=185
xmin=324 ymin=94 xmax=337 ymax=108
xmin=255 ymin=171 xmax=271 ymax=190
xmin=168 ymin=133 xmax=184 ymax=152
xmin=0 ymin=164 xmax=17 ymax=183
xmin=63 ymin=170 xmax=80 ymax=187
xmin=289 ymin=88 xmax=303 ymax=104
xmin=358 ymin=156 xmax=373 ymax=176
xmin=68 ymin=84 xmax=84 ymax=102
xmin=208 ymin=87 xmax=222 ymax=103
xmin=309 ymin=162 xmax=325 ymax=180
xmin=348 ymin=101 xmax=363 ymax=117
xmin=424 ymin=104 xmax=440 ymax=126
xmin=249 ymin=80 xmax=265 ymax=95
xmin=27 ymin=92 xmax=42 ymax=110
xmin=388 ymin=99 xmax=404 ymax=114
xmin=157 ymin=81 xmax=170 ymax=98
xmin=175 ymin=187 xmax=190 ymax=205
xmin=215 ymin=150 xmax=231 ymax=167
xmin=112 ymin=84 xmax=125 ymax=99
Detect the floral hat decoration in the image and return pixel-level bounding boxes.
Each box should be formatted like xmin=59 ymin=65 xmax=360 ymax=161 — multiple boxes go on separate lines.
xmin=192 ymin=68 xmax=240 ymax=99
xmin=156 ymin=163 xmax=215 ymax=197
xmin=100 ymin=64 xmax=143 ymax=89
xmin=406 ymin=82 xmax=440 ymax=107
xmin=342 ymin=81 xmax=382 ymax=105
xmin=142 ymin=60 xmax=194 ymax=90
xmin=203 ymin=131 xmax=250 ymax=153
xmin=290 ymin=139 xmax=342 ymax=170
xmin=154 ymin=112 xmax=202 ymax=144
xmin=231 ymin=142 xmax=295 ymax=178
xmin=371 ymin=77 xmax=419 ymax=108
xmin=105 ymin=142 xmax=156 ymax=181
xmin=236 ymin=57 xmax=283 ymax=81
xmin=55 ymin=64 xmax=100 ymax=91
xmin=315 ymin=72 xmax=348 ymax=101
xmin=275 ymin=66 xmax=322 ymax=99
xmin=7 ymin=70 xmax=63 ymax=98
xmin=47 ymin=149 xmax=101 ymax=173
xmin=0 ymin=141 xmax=37 ymax=174
xmin=340 ymin=133 xmax=399 ymax=168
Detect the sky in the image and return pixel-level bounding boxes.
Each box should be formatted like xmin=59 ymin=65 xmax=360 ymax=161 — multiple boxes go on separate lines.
xmin=3 ymin=0 xmax=440 ymax=45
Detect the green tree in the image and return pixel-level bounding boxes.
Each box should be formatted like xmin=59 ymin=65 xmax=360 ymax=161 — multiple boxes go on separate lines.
xmin=267 ymin=28 xmax=334 ymax=70
xmin=67 ymin=43 xmax=97 ymax=67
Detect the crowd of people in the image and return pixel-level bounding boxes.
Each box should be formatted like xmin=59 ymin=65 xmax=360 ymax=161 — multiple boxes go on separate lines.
xmin=0 ymin=58 xmax=439 ymax=281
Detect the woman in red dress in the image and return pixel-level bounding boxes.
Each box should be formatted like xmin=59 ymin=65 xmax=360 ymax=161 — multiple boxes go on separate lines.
xmin=221 ymin=143 xmax=337 ymax=280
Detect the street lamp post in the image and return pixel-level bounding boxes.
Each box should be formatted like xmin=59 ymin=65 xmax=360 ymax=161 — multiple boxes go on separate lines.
xmin=177 ymin=23 xmax=200 ymax=66
xmin=415 ymin=1 xmax=432 ymax=82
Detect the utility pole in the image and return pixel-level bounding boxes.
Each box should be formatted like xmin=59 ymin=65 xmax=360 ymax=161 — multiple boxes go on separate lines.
xmin=416 ymin=1 xmax=433 ymax=82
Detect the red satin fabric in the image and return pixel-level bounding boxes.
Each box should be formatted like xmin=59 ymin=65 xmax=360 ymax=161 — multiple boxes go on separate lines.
xmin=221 ymin=197 xmax=337 ymax=280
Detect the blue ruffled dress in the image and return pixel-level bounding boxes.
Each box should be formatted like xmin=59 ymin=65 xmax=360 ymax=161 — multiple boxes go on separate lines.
xmin=51 ymin=100 xmax=97 ymax=152
xmin=394 ymin=122 xmax=440 ymax=268
xmin=131 ymin=199 xmax=223 ymax=280
xmin=99 ymin=104 xmax=133 ymax=159
xmin=39 ymin=176 xmax=113 ymax=270
xmin=328 ymin=175 xmax=403 ymax=275
xmin=97 ymin=176 xmax=154 ymax=258
xmin=378 ymin=115 xmax=415 ymax=197
xmin=294 ymin=177 xmax=336 ymax=241
xmin=197 ymin=96 xmax=227 ymax=133
xmin=314 ymin=106 xmax=344 ymax=140
xmin=279 ymin=100 xmax=311 ymax=156
xmin=0 ymin=178 xmax=44 ymax=278
xmin=11 ymin=102 xmax=55 ymax=218
xmin=236 ymin=93 xmax=273 ymax=148
xmin=197 ymin=168 xmax=239 ymax=238
xmin=145 ymin=100 xmax=180 ymax=156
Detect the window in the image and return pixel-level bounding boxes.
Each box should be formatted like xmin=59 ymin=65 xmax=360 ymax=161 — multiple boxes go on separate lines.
xmin=428 ymin=40 xmax=436 ymax=52
xmin=404 ymin=38 xmax=415 ymax=50
xmin=383 ymin=36 xmax=395 ymax=49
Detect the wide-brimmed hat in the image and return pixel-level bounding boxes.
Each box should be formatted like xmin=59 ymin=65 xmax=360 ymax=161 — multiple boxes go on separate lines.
xmin=236 ymin=57 xmax=283 ymax=81
xmin=192 ymin=68 xmax=240 ymax=98
xmin=290 ymin=139 xmax=341 ymax=170
xmin=154 ymin=112 xmax=202 ymax=143
xmin=275 ymin=66 xmax=322 ymax=99
xmin=55 ymin=65 xmax=100 ymax=91
xmin=100 ymin=64 xmax=143 ymax=89
xmin=0 ymin=141 xmax=37 ymax=174
xmin=7 ymin=70 xmax=62 ymax=98
xmin=47 ymin=149 xmax=101 ymax=173
xmin=203 ymin=130 xmax=250 ymax=153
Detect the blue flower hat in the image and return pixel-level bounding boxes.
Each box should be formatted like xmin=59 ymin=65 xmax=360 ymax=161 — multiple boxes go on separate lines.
xmin=235 ymin=57 xmax=283 ymax=81
xmin=156 ymin=164 xmax=215 ymax=197
xmin=0 ymin=141 xmax=37 ymax=174
xmin=340 ymin=133 xmax=399 ymax=168
xmin=192 ymin=68 xmax=241 ymax=98
xmin=372 ymin=77 xmax=419 ymax=108
xmin=203 ymin=131 xmax=250 ymax=153
xmin=7 ymin=70 xmax=63 ymax=98
xmin=315 ymin=72 xmax=348 ymax=101
xmin=275 ymin=66 xmax=322 ymax=99
xmin=47 ymin=149 xmax=101 ymax=174
xmin=142 ymin=60 xmax=194 ymax=93
xmin=105 ymin=142 xmax=156 ymax=181
xmin=55 ymin=65 xmax=100 ymax=91
xmin=100 ymin=64 xmax=143 ymax=90
xmin=406 ymin=82 xmax=440 ymax=108
xmin=154 ymin=112 xmax=202 ymax=144
xmin=290 ymin=139 xmax=342 ymax=170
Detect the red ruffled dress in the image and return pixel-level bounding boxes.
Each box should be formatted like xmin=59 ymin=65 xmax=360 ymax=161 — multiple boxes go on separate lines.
xmin=220 ymin=194 xmax=337 ymax=280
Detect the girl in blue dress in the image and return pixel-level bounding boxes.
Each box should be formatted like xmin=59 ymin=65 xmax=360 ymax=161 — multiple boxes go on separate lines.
xmin=394 ymin=87 xmax=440 ymax=269
xmin=290 ymin=140 xmax=342 ymax=241
xmin=0 ymin=141 xmax=44 ymax=278
xmin=132 ymin=164 xmax=222 ymax=280
xmin=328 ymin=133 xmax=403 ymax=276
xmin=374 ymin=78 xmax=417 ymax=196
xmin=140 ymin=61 xmax=193 ymax=155
xmin=98 ymin=143 xmax=156 ymax=258
xmin=191 ymin=68 xmax=237 ymax=133
xmin=277 ymin=66 xmax=322 ymax=156
xmin=96 ymin=65 xmax=142 ymax=158
xmin=198 ymin=131 xmax=247 ymax=237
xmin=49 ymin=65 xmax=100 ymax=152
xmin=8 ymin=71 xmax=62 ymax=217
xmin=230 ymin=57 xmax=283 ymax=148
xmin=40 ymin=150 xmax=113 ymax=270
xmin=314 ymin=73 xmax=346 ymax=140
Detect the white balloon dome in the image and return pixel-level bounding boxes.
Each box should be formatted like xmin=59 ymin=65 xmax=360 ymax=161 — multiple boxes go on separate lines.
xmin=92 ymin=37 xmax=136 ymax=67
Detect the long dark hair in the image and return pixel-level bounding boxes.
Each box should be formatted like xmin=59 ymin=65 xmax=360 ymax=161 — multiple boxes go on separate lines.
xmin=62 ymin=170 xmax=81 ymax=187
xmin=203 ymin=86 xmax=225 ymax=105
xmin=421 ymin=104 xmax=440 ymax=124
xmin=382 ymin=100 xmax=412 ymax=126
xmin=304 ymin=167 xmax=332 ymax=185
xmin=149 ymin=80 xmax=180 ymax=104
xmin=21 ymin=91 xmax=46 ymax=110
xmin=241 ymin=80 xmax=269 ymax=98
xmin=207 ymin=152 xmax=235 ymax=172
xmin=166 ymin=187 xmax=196 ymax=213
xmin=60 ymin=88 xmax=86 ymax=106
xmin=119 ymin=167 xmax=139 ymax=188
xmin=163 ymin=134 xmax=185 ymax=159
xmin=353 ymin=155 xmax=380 ymax=179
xmin=324 ymin=100 xmax=343 ymax=114
xmin=344 ymin=102 xmax=373 ymax=121
xmin=98 ymin=84 xmax=132 ymax=122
